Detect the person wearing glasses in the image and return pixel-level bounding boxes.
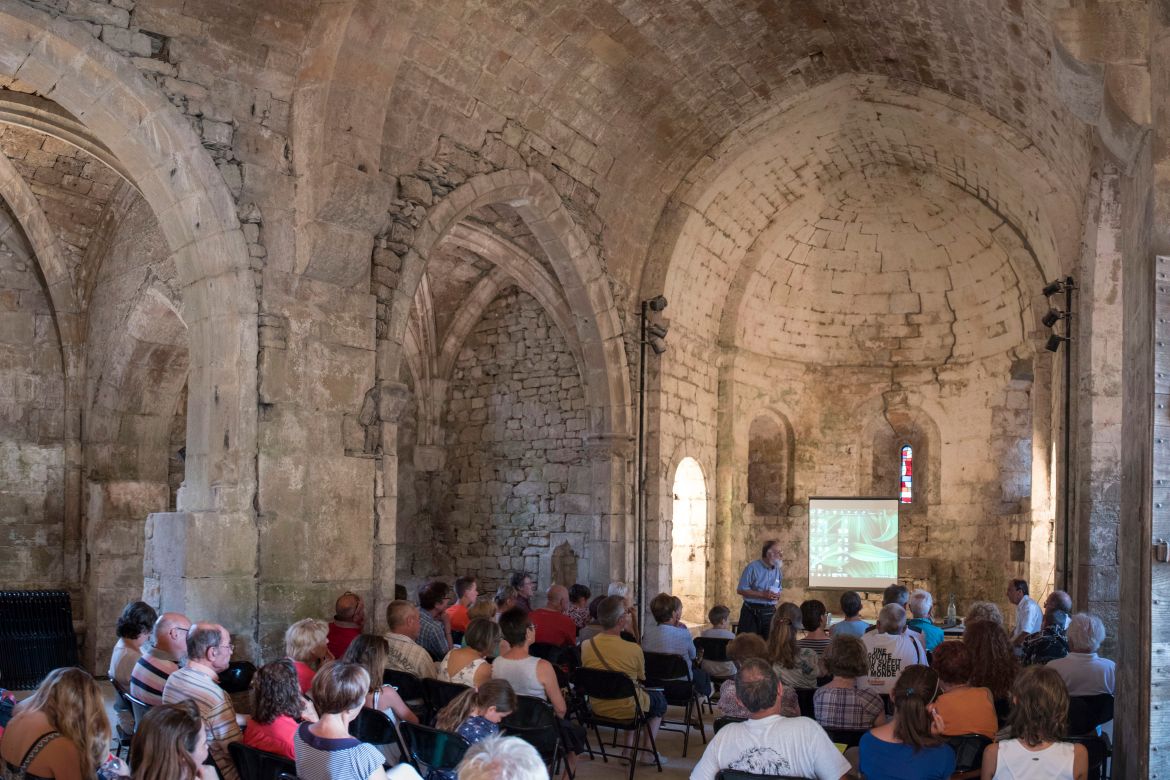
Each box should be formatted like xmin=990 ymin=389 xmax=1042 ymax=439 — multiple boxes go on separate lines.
xmin=162 ymin=623 xmax=244 ymax=780
xmin=130 ymin=611 xmax=192 ymax=706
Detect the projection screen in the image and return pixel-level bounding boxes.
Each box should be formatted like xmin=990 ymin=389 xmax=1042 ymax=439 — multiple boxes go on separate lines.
xmin=807 ymin=497 xmax=900 ymax=589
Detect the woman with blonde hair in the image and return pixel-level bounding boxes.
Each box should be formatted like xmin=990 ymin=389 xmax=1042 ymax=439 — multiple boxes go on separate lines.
xmin=981 ymin=666 xmax=1088 ymax=779
xmin=130 ymin=701 xmax=216 ymax=780
xmin=766 ymin=602 xmax=820 ymax=689
xmin=341 ymin=635 xmax=418 ymax=725
xmin=437 ymin=618 xmax=499 ymax=687
xmin=285 ymin=617 xmax=333 ymax=694
xmin=0 ymin=666 xmax=112 ymax=780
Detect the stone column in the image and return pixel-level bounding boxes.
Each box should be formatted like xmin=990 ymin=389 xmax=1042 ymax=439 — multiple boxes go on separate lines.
xmin=583 ymin=433 xmax=635 ymax=597
xmin=372 ymin=380 xmax=410 ymax=632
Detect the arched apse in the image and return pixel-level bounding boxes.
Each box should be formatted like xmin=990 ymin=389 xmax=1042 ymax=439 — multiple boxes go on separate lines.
xmin=671 ymin=456 xmax=709 ymax=624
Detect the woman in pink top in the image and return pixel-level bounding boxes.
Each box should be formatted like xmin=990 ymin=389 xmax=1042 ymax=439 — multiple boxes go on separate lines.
xmin=243 ymin=660 xmax=316 ymax=760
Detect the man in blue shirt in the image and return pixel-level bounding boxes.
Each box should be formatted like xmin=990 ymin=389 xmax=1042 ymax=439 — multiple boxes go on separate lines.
xmin=736 ymin=541 xmax=783 ymax=640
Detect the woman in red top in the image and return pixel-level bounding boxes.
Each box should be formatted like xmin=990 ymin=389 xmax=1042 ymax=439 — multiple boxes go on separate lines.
xmin=243 ymin=660 xmax=316 ymax=760
xmin=285 ymin=618 xmax=333 ymax=694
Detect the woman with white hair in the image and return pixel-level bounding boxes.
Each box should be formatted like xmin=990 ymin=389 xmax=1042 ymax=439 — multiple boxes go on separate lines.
xmin=1046 ymin=613 xmax=1115 ymax=696
xmin=455 ymin=736 xmax=547 ymax=780
xmin=607 ymin=581 xmax=640 ymax=642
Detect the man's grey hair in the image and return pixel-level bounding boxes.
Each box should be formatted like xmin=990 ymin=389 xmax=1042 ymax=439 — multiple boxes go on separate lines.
xmin=187 ymin=624 xmax=225 ymax=661
xmin=877 ymin=603 xmax=907 ymax=634
xmin=1067 ymin=612 xmax=1106 ymax=653
xmin=596 ymin=596 xmax=626 ymax=629
xmin=908 ymin=589 xmax=933 ymax=619
xmin=457 ymin=735 xmax=547 ymax=780
xmin=607 ymin=581 xmax=630 ymax=599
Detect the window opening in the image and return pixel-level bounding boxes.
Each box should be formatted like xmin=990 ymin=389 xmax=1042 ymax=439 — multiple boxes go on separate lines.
xmin=899 ymin=444 xmax=913 ymax=504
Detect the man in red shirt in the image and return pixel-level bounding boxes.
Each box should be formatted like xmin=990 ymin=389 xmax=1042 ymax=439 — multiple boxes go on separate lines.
xmin=531 ymin=585 xmax=577 ymax=647
xmin=326 ymin=591 xmax=364 ymax=659
xmin=447 ymin=576 xmax=478 ymax=634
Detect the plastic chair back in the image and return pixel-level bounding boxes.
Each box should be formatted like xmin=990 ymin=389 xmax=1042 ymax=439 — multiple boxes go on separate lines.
xmin=384 ymin=669 xmax=426 ymax=702
xmin=423 ymin=678 xmax=471 ymax=714
xmin=694 ymin=637 xmax=731 ymax=663
xmin=529 ymin=642 xmax=565 ymax=664
xmin=228 ymin=740 xmax=296 ymax=780
xmin=571 ymin=667 xmax=637 ymax=700
xmin=502 ymin=695 xmax=561 ymax=764
xmin=643 ymin=651 xmax=691 ymax=681
xmin=125 ymin=691 xmax=151 ymax=733
xmin=947 ymin=734 xmax=993 ymax=773
xmin=1069 ymin=693 xmax=1115 ymax=735
xmin=823 ymin=727 xmax=866 ymax=748
xmin=401 ymin=722 xmax=471 ymax=776
xmin=219 ymin=661 xmax=257 ymax=694
xmin=794 ymin=688 xmax=816 ymax=718
xmin=713 ymin=716 xmax=746 ymax=734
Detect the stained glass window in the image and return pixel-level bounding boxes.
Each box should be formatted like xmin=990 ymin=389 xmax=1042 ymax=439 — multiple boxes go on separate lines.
xmin=900 ymin=444 xmax=913 ymax=504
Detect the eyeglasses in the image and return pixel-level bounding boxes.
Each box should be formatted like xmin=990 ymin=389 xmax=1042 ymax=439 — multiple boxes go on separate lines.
xmin=527 ymin=624 xmax=536 ymax=631
xmin=216 ymin=643 xmax=235 ymax=653
xmin=173 ymin=626 xmax=191 ymax=634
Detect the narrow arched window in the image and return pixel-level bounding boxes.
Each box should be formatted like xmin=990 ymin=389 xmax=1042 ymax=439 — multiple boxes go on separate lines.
xmin=900 ymin=444 xmax=913 ymax=504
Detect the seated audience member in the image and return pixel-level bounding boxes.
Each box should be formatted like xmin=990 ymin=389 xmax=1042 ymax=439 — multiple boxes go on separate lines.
xmin=493 ymin=609 xmax=571 ymax=714
xmin=456 ymin=736 xmax=547 ymax=780
xmin=830 ymin=591 xmax=870 ymax=638
xmin=814 ymin=635 xmax=885 ymax=730
xmin=493 ymin=586 xmax=519 ymax=620
xmin=1021 ymin=607 xmax=1070 ymax=666
xmin=700 ymin=605 xmax=738 ymax=679
xmin=930 ymin=641 xmax=997 ymax=739
xmin=434 ymin=681 xmax=517 ymax=779
xmin=418 ymin=581 xmax=454 ymax=660
xmin=906 ymin=589 xmax=944 ymax=651
xmin=576 ymin=595 xmax=606 ymax=644
xmin=860 ymin=604 xmax=926 ymax=696
xmin=384 ymin=600 xmax=437 ymax=680
xmin=341 ymin=634 xmax=417 ymax=724
xmin=530 ymin=585 xmax=577 ymax=647
xmin=286 ymin=617 xmax=333 ymax=693
xmin=0 ymin=667 xmax=113 ymax=780
xmin=131 ymin=611 xmax=192 ymax=706
xmin=859 ymin=665 xmax=956 ymax=780
xmin=1047 ymin=612 xmax=1116 ymax=696
xmin=691 ymin=658 xmax=851 ymax=780
xmin=1007 ymin=578 xmax=1043 ymax=646
xmin=446 ymin=576 xmax=478 ymax=634
xmin=509 ymin=571 xmax=537 ymax=612
xmin=130 ymin=701 xmax=217 ymax=780
xmin=768 ymin=602 xmax=821 ymax=690
xmin=865 ymin=585 xmax=925 ymax=639
xmin=162 ymin=622 xmax=243 ymax=780
xmin=965 ymin=601 xmax=1005 ymax=628
xmin=796 ymin=599 xmax=832 ymax=655
xmin=980 ymin=666 xmax=1088 ymax=779
xmin=295 ymin=662 xmax=388 ymax=780
xmin=642 ymin=593 xmax=712 ymax=697
xmin=110 ymin=600 xmax=157 ymax=733
xmin=437 ymin=618 xmax=500 ymax=688
xmin=326 ymin=591 xmax=365 ymax=659
xmin=607 ymin=581 xmax=640 ymax=642
xmin=566 ymin=584 xmax=592 ymax=630
xmin=718 ymin=633 xmax=799 ymax=719
xmin=244 ymin=659 xmax=313 ymax=760
xmin=1044 ymin=590 xmax=1074 ymax=630
xmin=964 ymin=618 xmax=1019 ymax=702
xmin=466 ymin=596 xmax=497 ymax=624
xmin=581 ymin=596 xmax=667 ymax=759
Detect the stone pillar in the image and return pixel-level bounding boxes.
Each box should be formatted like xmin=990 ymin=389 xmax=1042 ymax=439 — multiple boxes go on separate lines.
xmin=583 ymin=433 xmax=634 ymax=597
xmin=373 ymin=380 xmax=410 ymax=632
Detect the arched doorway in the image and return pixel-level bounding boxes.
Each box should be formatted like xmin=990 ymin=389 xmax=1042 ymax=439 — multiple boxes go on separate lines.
xmin=671 ymin=457 xmax=708 ymax=624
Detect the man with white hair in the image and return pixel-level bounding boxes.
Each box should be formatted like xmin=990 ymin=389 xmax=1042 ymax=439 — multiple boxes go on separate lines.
xmin=859 ymin=604 xmax=926 ymax=695
xmin=905 ymin=589 xmax=943 ymax=651
xmin=457 ymin=735 xmax=547 ymax=780
xmin=1047 ymin=613 xmax=1115 ymax=695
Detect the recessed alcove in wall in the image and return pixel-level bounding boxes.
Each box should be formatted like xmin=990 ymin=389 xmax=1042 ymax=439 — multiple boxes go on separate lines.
xmin=671 ymin=456 xmax=708 ymax=623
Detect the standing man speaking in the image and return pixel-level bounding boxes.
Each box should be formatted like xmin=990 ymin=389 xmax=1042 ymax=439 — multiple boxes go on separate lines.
xmin=736 ymin=540 xmax=784 ymax=639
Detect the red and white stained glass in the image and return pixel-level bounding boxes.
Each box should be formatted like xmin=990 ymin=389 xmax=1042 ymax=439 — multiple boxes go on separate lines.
xmin=900 ymin=444 xmax=913 ymax=504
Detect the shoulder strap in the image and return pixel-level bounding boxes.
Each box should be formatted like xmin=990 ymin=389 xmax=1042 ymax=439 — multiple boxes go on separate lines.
xmin=18 ymin=731 xmax=61 ymax=773
xmin=587 ymin=637 xmax=617 ymax=673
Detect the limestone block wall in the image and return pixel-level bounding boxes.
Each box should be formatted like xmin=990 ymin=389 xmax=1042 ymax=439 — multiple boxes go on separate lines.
xmin=417 ymin=288 xmax=591 ymax=594
xmin=0 ymin=228 xmax=66 ymax=589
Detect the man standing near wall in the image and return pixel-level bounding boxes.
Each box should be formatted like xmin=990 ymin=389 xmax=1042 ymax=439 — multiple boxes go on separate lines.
xmin=736 ymin=541 xmax=783 ymax=639
xmin=1007 ymin=579 xmax=1042 ymax=646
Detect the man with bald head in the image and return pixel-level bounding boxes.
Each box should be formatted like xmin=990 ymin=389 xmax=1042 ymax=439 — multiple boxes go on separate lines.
xmin=859 ymin=604 xmax=926 ymax=696
xmin=327 ymin=591 xmax=365 ymax=658
xmin=162 ymin=622 xmax=242 ymax=780
xmin=130 ymin=610 xmax=191 ymax=706
xmin=530 ymin=585 xmax=577 ymax=647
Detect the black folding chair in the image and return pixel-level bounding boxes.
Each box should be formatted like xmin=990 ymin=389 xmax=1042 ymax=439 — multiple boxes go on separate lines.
xmin=349 ymin=706 xmax=415 ymax=770
xmin=571 ymin=667 xmax=661 ymax=779
xmin=947 ymin=734 xmax=993 ymax=776
xmin=451 ymin=631 xmax=464 ymax=646
xmin=228 ymin=741 xmax=297 ymax=780
xmin=124 ymin=691 xmax=151 ymax=736
xmin=643 ymin=651 xmax=707 ymax=756
xmin=110 ymin=679 xmax=135 ymax=758
xmin=794 ymin=688 xmax=816 ymax=718
xmin=823 ymin=727 xmax=866 ymax=748
xmin=423 ymin=678 xmax=471 ymax=720
xmin=219 ymin=661 xmax=257 ymax=694
xmin=994 ymin=696 xmax=1012 ymax=727
xmin=502 ymin=694 xmax=571 ymax=778
xmin=400 ymin=722 xmax=470 ymax=780
xmin=1069 ymin=734 xmax=1112 ymax=780
xmin=1069 ymin=694 xmax=1115 ymax=735
xmin=694 ymin=637 xmax=733 ymax=713
xmin=713 ymin=716 xmax=745 ymax=734
xmin=384 ymin=669 xmax=430 ymax=722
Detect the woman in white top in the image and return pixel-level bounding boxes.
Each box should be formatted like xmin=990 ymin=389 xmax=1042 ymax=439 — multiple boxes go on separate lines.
xmin=491 ymin=608 xmax=568 ymax=715
xmin=981 ymin=666 xmax=1088 ymax=780
xmin=437 ymin=618 xmax=500 ymax=688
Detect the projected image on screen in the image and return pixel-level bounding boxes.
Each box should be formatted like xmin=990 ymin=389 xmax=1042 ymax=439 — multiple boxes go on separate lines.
xmin=808 ymin=497 xmax=899 ymax=589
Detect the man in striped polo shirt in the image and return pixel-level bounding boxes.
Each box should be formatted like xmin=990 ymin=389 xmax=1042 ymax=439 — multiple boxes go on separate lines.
xmin=129 ymin=611 xmax=191 ymax=706
xmin=163 ymin=622 xmax=243 ymax=780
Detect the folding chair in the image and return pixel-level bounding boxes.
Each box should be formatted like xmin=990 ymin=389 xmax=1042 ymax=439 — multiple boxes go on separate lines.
xmin=947 ymin=734 xmax=993 ymax=778
xmin=571 ymin=667 xmax=661 ymax=779
xmin=502 ymin=694 xmax=571 ymax=778
xmin=228 ymin=741 xmax=297 ymax=780
xmin=110 ymin=679 xmax=135 ymax=758
xmin=400 ymin=722 xmax=470 ymax=780
xmin=349 ymin=706 xmax=415 ymax=770
xmin=794 ymin=688 xmax=816 ymax=718
xmin=384 ymin=669 xmax=430 ymax=722
xmin=219 ymin=661 xmax=258 ymax=694
xmin=713 ymin=716 xmax=745 ymax=734
xmin=693 ymin=636 xmax=734 ymax=711
xmin=643 ymin=651 xmax=707 ymax=756
xmin=423 ymin=678 xmax=471 ymax=720
xmin=1068 ymin=694 xmax=1115 ymax=780
xmin=823 ymin=727 xmax=866 ymax=749
xmin=124 ymin=691 xmax=151 ymax=737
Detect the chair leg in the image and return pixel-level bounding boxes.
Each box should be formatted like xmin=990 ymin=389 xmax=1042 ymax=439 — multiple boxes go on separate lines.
xmin=681 ymin=698 xmax=691 ymax=757
xmin=645 ymin=721 xmax=661 ymax=773
xmin=628 ymin=727 xmax=641 ymax=780
xmin=592 ymin=724 xmax=608 ymax=764
xmin=694 ymin=694 xmax=707 ymax=744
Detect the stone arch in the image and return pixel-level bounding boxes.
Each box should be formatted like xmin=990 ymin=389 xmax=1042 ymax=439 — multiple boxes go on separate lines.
xmin=746 ymin=411 xmax=796 ymax=516
xmin=855 ymin=397 xmax=943 ymax=510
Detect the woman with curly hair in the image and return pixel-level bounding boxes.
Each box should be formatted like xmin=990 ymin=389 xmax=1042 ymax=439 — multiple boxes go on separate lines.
xmin=242 ymin=659 xmax=314 ymax=760
xmin=766 ymin=602 xmax=820 ymax=690
xmin=963 ymin=619 xmax=1019 ymax=702
xmin=341 ymin=634 xmax=418 ymax=725
xmin=0 ymin=666 xmax=112 ymax=780
xmin=980 ymin=666 xmax=1088 ymax=779
xmin=131 ymin=701 xmax=216 ymax=780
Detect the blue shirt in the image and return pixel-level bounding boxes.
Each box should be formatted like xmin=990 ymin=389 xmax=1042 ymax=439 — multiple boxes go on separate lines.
xmin=456 ymin=715 xmax=498 ymax=744
xmin=858 ymin=732 xmax=956 ymax=780
xmin=737 ymin=559 xmax=782 ymax=604
xmin=906 ymin=618 xmax=944 ymax=651
xmin=642 ymin=623 xmax=697 ymax=679
xmin=830 ymin=619 xmax=871 ymax=639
